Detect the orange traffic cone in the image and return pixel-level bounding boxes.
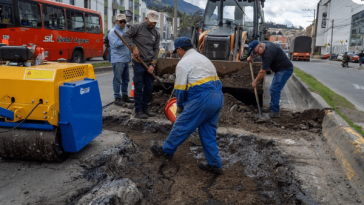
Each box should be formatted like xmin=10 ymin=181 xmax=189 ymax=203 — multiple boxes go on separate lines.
xmin=130 ymin=82 xmax=134 ymax=97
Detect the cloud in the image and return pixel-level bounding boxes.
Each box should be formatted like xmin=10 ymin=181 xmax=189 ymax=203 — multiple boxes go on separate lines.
xmin=182 ymin=0 xmax=317 ymax=28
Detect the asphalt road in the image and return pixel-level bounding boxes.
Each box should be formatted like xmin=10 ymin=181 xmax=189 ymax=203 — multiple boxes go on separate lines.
xmin=293 ymin=59 xmax=364 ymax=112
xmin=96 ymin=67 xmax=133 ymax=107
xmin=86 ymin=57 xmax=108 ymax=64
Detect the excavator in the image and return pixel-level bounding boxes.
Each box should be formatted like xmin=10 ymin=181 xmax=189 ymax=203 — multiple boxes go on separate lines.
xmin=156 ymin=0 xmax=269 ymax=105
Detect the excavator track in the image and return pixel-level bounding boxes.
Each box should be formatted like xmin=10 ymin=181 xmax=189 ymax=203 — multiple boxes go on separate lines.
xmin=0 ymin=128 xmax=68 ymax=162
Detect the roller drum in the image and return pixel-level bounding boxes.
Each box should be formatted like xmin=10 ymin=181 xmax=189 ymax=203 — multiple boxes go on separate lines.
xmin=0 ymin=128 xmax=68 ymax=162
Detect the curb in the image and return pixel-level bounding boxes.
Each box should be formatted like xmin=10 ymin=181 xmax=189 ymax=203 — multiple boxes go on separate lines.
xmin=93 ymin=66 xmax=113 ymax=74
xmin=287 ymin=74 xmax=331 ymax=109
xmin=291 ymin=71 xmax=364 ymax=201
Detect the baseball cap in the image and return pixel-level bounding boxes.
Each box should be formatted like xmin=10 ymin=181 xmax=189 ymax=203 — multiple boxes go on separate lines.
xmin=248 ymin=40 xmax=260 ymax=56
xmin=173 ymin=37 xmax=193 ymax=53
xmin=115 ymin=14 xmax=126 ymax=21
xmin=147 ymin=10 xmax=159 ymax=23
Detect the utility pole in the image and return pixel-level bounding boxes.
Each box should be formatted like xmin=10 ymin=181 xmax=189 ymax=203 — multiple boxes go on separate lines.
xmin=330 ymin=19 xmax=334 ymax=59
xmin=174 ymin=0 xmax=178 ymax=41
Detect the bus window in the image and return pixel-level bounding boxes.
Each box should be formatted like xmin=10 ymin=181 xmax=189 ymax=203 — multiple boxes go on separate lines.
xmin=0 ymin=5 xmax=12 ymax=25
xmin=18 ymin=1 xmax=42 ymax=28
xmin=85 ymin=13 xmax=100 ymax=33
xmin=43 ymin=5 xmax=65 ymax=30
xmin=66 ymin=10 xmax=84 ymax=32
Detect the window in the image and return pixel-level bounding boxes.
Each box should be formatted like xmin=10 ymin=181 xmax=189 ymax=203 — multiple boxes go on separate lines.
xmin=85 ymin=13 xmax=100 ymax=33
xmin=113 ymin=9 xmax=117 ymax=16
xmin=0 ymin=5 xmax=12 ymax=25
xmin=134 ymin=14 xmax=138 ymax=22
xmin=66 ymin=10 xmax=84 ymax=32
xmin=129 ymin=0 xmax=133 ymax=8
xmin=135 ymin=3 xmax=139 ymax=10
xmin=70 ymin=0 xmax=75 ymax=5
xmin=84 ymin=0 xmax=89 ymax=9
xmin=43 ymin=5 xmax=65 ymax=30
xmin=120 ymin=0 xmax=124 ymax=5
xmin=18 ymin=1 xmax=42 ymax=28
xmin=104 ymin=7 xmax=108 ymax=15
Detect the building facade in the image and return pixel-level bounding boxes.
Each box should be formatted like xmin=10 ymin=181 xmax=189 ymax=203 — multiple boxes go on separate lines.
xmin=50 ymin=0 xmax=179 ymax=50
xmin=315 ymin=0 xmax=364 ymax=55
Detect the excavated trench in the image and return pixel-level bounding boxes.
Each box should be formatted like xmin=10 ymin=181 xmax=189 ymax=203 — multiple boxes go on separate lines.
xmin=67 ymin=91 xmax=327 ymax=204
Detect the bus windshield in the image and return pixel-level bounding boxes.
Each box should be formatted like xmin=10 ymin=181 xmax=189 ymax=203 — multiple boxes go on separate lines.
xmin=203 ymin=0 xmax=255 ymax=34
xmin=0 ymin=4 xmax=13 ymax=28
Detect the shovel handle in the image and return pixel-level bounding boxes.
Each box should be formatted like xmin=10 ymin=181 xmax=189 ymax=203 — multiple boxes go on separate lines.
xmin=113 ymin=30 xmax=169 ymax=90
xmin=249 ymin=62 xmax=262 ymax=116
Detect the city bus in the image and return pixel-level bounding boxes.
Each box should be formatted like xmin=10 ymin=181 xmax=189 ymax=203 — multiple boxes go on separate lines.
xmin=0 ymin=0 xmax=103 ymax=63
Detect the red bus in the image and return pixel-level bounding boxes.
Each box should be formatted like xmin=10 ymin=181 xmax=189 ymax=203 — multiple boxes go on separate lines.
xmin=0 ymin=0 xmax=103 ymax=63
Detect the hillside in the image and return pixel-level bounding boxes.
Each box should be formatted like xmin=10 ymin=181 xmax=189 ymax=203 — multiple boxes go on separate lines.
xmin=144 ymin=0 xmax=204 ymax=14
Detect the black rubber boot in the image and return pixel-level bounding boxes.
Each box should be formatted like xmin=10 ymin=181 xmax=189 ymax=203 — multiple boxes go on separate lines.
xmin=199 ymin=162 xmax=223 ymax=175
xmin=268 ymin=112 xmax=280 ymax=118
xmin=122 ymin=94 xmax=134 ymax=103
xmin=143 ymin=109 xmax=156 ymax=117
xmin=151 ymin=145 xmax=173 ymax=159
xmin=114 ymin=98 xmax=125 ymax=106
xmin=135 ymin=111 xmax=148 ymax=119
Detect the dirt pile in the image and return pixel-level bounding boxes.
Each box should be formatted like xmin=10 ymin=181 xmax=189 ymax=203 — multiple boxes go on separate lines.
xmin=220 ymin=68 xmax=263 ymax=89
xmin=79 ymin=120 xmax=316 ymax=204
xmin=147 ymin=91 xmax=325 ymax=135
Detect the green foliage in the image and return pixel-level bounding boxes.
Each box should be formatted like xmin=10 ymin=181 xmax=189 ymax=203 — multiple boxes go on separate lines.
xmin=92 ymin=62 xmax=111 ymax=68
xmin=293 ymin=67 xmax=364 ymax=137
xmin=147 ymin=5 xmax=204 ymax=38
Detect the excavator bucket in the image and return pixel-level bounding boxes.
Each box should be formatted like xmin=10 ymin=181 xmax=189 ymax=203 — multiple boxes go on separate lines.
xmin=155 ymin=58 xmax=265 ymax=106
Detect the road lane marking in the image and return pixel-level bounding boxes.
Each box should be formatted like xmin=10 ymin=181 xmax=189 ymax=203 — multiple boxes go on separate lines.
xmin=353 ymin=84 xmax=364 ymax=89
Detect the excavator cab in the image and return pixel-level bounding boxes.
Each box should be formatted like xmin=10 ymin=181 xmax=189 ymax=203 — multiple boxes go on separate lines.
xmin=155 ymin=0 xmax=267 ymax=105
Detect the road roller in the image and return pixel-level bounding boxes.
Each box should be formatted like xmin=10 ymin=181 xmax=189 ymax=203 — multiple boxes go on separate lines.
xmin=0 ymin=44 xmax=102 ymax=162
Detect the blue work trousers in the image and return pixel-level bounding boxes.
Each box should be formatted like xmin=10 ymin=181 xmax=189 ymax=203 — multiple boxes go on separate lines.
xmin=162 ymin=90 xmax=224 ymax=168
xmin=270 ymin=68 xmax=293 ymax=112
xmin=112 ymin=62 xmax=130 ymax=99
xmin=359 ymin=57 xmax=363 ymax=66
xmin=132 ymin=60 xmax=154 ymax=112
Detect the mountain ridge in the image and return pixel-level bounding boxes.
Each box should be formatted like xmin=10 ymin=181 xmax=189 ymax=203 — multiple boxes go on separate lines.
xmin=144 ymin=0 xmax=205 ymax=14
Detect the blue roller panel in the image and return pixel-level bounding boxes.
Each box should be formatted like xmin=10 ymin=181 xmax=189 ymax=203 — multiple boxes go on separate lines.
xmin=0 ymin=107 xmax=14 ymax=120
xmin=59 ymin=78 xmax=102 ymax=152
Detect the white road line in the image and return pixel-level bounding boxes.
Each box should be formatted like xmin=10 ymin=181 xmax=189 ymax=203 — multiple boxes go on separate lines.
xmin=353 ymin=84 xmax=364 ymax=89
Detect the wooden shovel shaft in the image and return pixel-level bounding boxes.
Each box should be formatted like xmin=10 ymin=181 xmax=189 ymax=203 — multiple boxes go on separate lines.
xmin=113 ymin=30 xmax=169 ymax=90
xmin=249 ymin=62 xmax=262 ymax=117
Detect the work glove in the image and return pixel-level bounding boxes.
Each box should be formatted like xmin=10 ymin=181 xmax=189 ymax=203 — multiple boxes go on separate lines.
xmin=176 ymin=106 xmax=183 ymax=119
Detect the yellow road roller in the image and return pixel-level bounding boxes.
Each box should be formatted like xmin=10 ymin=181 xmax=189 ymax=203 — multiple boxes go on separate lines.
xmin=0 ymin=45 xmax=102 ymax=162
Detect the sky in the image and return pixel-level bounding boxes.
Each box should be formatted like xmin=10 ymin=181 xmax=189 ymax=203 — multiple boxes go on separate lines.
xmin=182 ymin=0 xmax=318 ymax=28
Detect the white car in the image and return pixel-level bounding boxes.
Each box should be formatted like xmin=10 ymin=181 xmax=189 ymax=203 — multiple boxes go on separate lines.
xmin=337 ymin=54 xmax=343 ymax=61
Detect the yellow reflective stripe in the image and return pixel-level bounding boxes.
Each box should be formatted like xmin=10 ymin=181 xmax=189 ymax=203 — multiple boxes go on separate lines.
xmin=174 ymin=84 xmax=187 ymax=90
xmin=187 ymin=76 xmax=219 ymax=90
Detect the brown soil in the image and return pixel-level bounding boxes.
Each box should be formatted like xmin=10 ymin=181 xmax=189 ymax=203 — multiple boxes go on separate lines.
xmin=98 ymin=120 xmax=313 ymax=204
xmin=149 ymin=91 xmax=325 ymax=136
xmin=220 ymin=68 xmax=263 ymax=89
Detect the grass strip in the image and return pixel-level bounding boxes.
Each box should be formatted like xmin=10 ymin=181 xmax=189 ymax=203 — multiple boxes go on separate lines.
xmin=293 ymin=67 xmax=364 ymax=137
xmin=92 ymin=62 xmax=111 ymax=68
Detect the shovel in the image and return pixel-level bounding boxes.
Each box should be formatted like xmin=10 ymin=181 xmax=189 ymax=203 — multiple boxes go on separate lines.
xmin=114 ymin=30 xmax=172 ymax=91
xmin=249 ymin=62 xmax=269 ymax=119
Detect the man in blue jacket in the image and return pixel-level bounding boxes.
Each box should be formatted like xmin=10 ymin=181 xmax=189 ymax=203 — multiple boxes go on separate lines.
xmin=247 ymin=40 xmax=293 ymax=118
xmin=151 ymin=37 xmax=224 ymax=175
xmin=108 ymin=14 xmax=133 ymax=106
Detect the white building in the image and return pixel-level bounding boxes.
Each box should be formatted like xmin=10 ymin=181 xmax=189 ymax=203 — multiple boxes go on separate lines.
xmin=51 ymin=0 xmax=179 ymax=50
xmin=52 ymin=0 xmax=144 ymax=34
xmin=316 ymin=0 xmax=364 ymax=54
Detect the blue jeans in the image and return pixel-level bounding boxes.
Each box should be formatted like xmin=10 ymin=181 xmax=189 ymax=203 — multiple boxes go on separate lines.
xmin=112 ymin=62 xmax=130 ymax=99
xmin=163 ymin=90 xmax=224 ymax=168
xmin=359 ymin=57 xmax=363 ymax=66
xmin=132 ymin=59 xmax=154 ymax=112
xmin=107 ymin=47 xmax=111 ymax=62
xmin=270 ymin=68 xmax=293 ymax=112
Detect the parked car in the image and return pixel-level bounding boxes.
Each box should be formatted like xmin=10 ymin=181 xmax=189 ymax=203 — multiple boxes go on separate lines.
xmin=351 ymin=53 xmax=360 ymax=63
xmin=321 ymin=53 xmax=330 ymax=59
xmin=337 ymin=53 xmax=343 ymax=61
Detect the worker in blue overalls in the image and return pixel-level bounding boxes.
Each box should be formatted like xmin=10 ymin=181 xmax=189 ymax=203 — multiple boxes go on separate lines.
xmin=151 ymin=37 xmax=224 ymax=175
